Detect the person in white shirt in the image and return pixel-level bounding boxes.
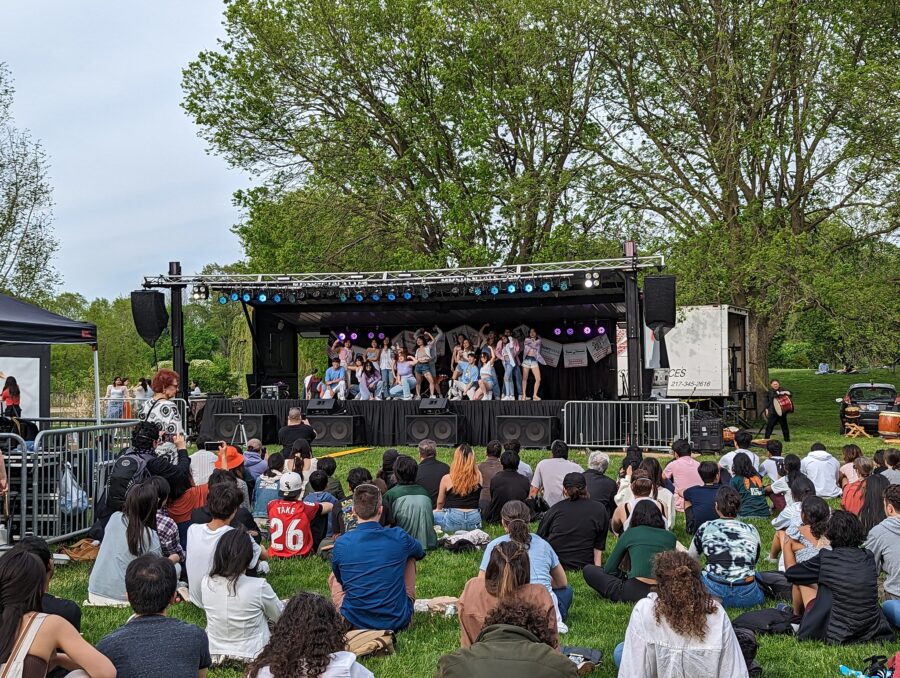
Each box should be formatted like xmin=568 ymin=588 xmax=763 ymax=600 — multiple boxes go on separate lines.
xmin=186 ymin=483 xmax=265 ymax=606
xmin=191 ymin=439 xmax=220 ymax=486
xmin=530 ymin=440 xmax=583 ymax=507
xmin=247 ymin=592 xmax=374 ymax=678
xmin=718 ymin=431 xmax=760 ymax=475
xmin=615 ymin=550 xmax=749 ymax=677
xmin=800 ymin=443 xmax=841 ymax=498
xmin=202 ymin=528 xmax=283 ymax=664
xmin=759 ymin=439 xmax=784 ymax=482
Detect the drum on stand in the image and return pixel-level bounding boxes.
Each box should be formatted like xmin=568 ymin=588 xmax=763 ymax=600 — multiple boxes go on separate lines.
xmin=878 ymin=411 xmax=900 ymax=437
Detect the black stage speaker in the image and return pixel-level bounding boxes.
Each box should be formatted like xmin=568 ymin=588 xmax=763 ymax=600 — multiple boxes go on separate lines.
xmin=130 ymin=290 xmax=169 ymax=347
xmin=643 ymin=276 xmax=677 ymax=329
xmin=496 ymin=416 xmax=558 ymax=448
xmin=419 ymin=397 xmax=449 ymax=413
xmin=308 ymin=415 xmax=364 ymax=446
xmin=406 ymin=413 xmax=459 ymax=446
xmin=307 ymin=399 xmax=343 ymax=415
xmin=691 ymin=418 xmax=724 ymax=452
xmin=212 ymin=413 xmax=278 ymax=444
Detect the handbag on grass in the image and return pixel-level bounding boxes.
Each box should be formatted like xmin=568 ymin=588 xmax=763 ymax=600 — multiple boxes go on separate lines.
xmin=345 ymin=629 xmax=395 ymax=658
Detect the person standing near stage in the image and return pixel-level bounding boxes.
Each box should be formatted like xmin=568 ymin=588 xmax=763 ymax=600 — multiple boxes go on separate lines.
xmin=140 ymin=369 xmax=184 ymax=439
xmin=521 ymin=328 xmax=546 ymax=401
xmin=106 ymin=376 xmax=128 ymax=419
xmin=1 ymin=374 xmax=22 ymax=418
xmin=378 ymin=337 xmax=395 ymax=399
xmin=764 ymin=379 xmax=792 ymax=442
xmin=414 ymin=331 xmax=438 ymax=398
xmin=498 ymin=330 xmax=523 ymax=401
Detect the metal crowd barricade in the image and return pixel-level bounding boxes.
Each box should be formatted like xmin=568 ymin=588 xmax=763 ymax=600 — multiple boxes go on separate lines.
xmin=563 ymin=400 xmax=691 ymax=450
xmin=99 ymin=397 xmax=189 ymax=435
xmin=0 ymin=433 xmax=29 ymax=547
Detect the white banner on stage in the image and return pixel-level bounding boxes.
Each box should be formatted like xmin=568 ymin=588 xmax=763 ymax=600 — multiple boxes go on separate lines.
xmin=0 ymin=357 xmax=40 ymax=419
xmin=512 ymin=324 xmax=531 ymax=342
xmin=540 ymin=339 xmax=562 ymax=367
xmin=587 ymin=334 xmax=612 ymax=362
xmin=563 ymin=342 xmax=589 ymax=368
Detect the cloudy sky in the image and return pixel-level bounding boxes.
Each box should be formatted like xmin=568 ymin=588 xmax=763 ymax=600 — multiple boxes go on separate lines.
xmin=0 ymin=1 xmax=248 ymax=299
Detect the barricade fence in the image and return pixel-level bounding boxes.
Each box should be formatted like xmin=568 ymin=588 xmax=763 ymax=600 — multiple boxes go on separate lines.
xmin=563 ymin=400 xmax=691 ymax=450
xmin=99 ymin=397 xmax=188 ymax=434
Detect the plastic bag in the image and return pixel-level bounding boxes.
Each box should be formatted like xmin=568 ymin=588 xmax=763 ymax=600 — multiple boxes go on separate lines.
xmin=60 ymin=463 xmax=88 ymax=514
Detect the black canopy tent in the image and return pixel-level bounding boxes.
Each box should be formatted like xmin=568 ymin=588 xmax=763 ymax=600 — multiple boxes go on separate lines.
xmin=0 ymin=294 xmax=100 ymax=421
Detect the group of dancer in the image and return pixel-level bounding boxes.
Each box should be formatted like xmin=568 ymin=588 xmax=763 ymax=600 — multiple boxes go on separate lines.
xmin=306 ymin=325 xmax=547 ymax=401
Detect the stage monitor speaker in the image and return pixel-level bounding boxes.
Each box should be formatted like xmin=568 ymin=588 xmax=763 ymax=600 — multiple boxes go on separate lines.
xmin=308 ymin=415 xmax=364 ymax=446
xmin=418 ymin=397 xmax=449 ymax=413
xmin=130 ymin=291 xmax=169 ymax=347
xmin=643 ymin=276 xmax=676 ymax=329
xmin=406 ymin=414 xmax=459 ymax=446
xmin=307 ymin=399 xmax=343 ymax=415
xmin=496 ymin=416 xmax=558 ymax=448
xmin=212 ymin=413 xmax=279 ymax=445
xmin=691 ymin=418 xmax=723 ymax=452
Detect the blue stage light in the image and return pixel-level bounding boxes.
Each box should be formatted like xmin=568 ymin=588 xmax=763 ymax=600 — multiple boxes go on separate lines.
xmin=371 ymin=293 xmax=381 ymax=301
xmin=241 ymin=292 xmax=251 ymax=303
xmin=540 ymin=281 xmax=552 ymax=293
xmin=354 ymin=292 xmax=364 ymax=302
xmin=218 ymin=295 xmax=228 ymax=305
xmin=506 ymin=283 xmax=517 ymax=294
xmin=489 ymin=285 xmax=500 ymax=295
xmin=472 ymin=286 xmax=483 ymax=296
xmin=257 ymin=292 xmax=267 ymax=303
xmin=272 ymin=294 xmax=282 ymax=303
xmin=230 ymin=292 xmax=239 ymax=302
xmin=402 ymin=290 xmax=413 ymax=300
xmin=524 ymin=282 xmax=535 ymax=293
xmin=559 ymin=280 xmax=569 ymax=291
xmin=387 ymin=291 xmax=397 ymax=301
xmin=339 ymin=292 xmax=348 ymax=302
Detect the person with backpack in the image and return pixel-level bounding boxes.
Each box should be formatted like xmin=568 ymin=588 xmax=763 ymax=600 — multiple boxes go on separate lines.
xmin=730 ymin=453 xmax=770 ymax=518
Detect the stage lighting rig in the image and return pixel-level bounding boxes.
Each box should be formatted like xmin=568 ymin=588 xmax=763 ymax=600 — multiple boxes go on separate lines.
xmin=191 ymin=284 xmax=209 ymax=301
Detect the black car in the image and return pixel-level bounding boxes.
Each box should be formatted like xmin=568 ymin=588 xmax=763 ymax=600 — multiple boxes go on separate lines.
xmin=837 ymin=383 xmax=899 ymax=434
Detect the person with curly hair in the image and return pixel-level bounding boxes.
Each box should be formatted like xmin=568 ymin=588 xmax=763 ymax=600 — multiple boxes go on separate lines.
xmin=435 ymin=599 xmax=579 ymax=678
xmin=615 ymin=551 xmax=748 ymax=676
xmin=248 ymin=592 xmax=373 ymax=678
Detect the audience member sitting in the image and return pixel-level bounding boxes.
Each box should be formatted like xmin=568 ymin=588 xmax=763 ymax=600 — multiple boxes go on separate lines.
xmin=768 ymin=475 xmax=817 ymax=567
xmin=881 ymin=448 xmax=900 ymax=485
xmin=267 ymin=471 xmax=334 ymax=558
xmin=376 ymin=448 xmax=400 ymax=490
xmin=314 ymin=456 xmax=346 ymax=501
xmin=192 ymin=469 xmax=261 ymax=542
xmin=242 ymin=438 xmax=268 ymax=483
xmin=98 ymin=554 xmax=211 ymax=676
xmin=583 ymin=451 xmax=617 ymax=516
xmin=150 ymin=476 xmax=185 ymax=578
xmin=530 ymin=440 xmax=583 ymax=507
xmin=801 ymin=442 xmax=841 ymax=498
xmin=434 ymin=444 xmax=483 ymax=533
xmin=277 ymin=407 xmax=316 ymax=456
xmin=662 ymin=439 xmax=702 ymax=512
xmin=615 ymin=458 xmax=675 ymax=530
xmin=215 ymin=445 xmax=252 ymax=511
xmin=477 ymin=440 xmax=503 ymax=513
xmin=252 ymin=451 xmax=284 ymax=521
xmin=730 ymin=452 xmax=770 ymax=518
xmin=718 ymin=431 xmax=760 ymax=476
xmin=867 ymin=485 xmax=900 ymax=626
xmin=584 ymin=501 xmax=675 ymax=604
xmin=341 ymin=467 xmax=391 ymax=532
xmin=304 ymin=469 xmax=343 ymax=539
xmin=187 ymin=483 xmax=264 ymax=606
xmin=190 ymin=435 xmax=218 ymax=486
xmin=202 ymin=529 xmax=283 ymax=665
xmin=330 ymin=484 xmax=426 ymax=631
xmin=769 ymin=453 xmax=803 ymax=505
xmin=504 ymin=439 xmax=534 ymax=480
xmin=614 ymin=551 xmax=748 ymax=676
xmin=689 ymin=486 xmax=763 ymax=608
xmin=781 ymin=496 xmax=832 ymax=612
xmin=760 ymin=439 xmax=785 ymax=483
xmin=247 ymin=592 xmax=374 ymax=678
xmin=537 ymin=472 xmax=609 ymax=570
xmin=480 ymin=501 xmax=572 ymax=628
xmin=435 ymin=599 xmax=579 ymax=678
xmin=0 ymin=550 xmax=115 ymax=677
xmin=458 ymin=541 xmax=557 ymax=648
xmin=384 ymin=454 xmax=436 ymax=550
xmin=681 ymin=461 xmax=722 ymax=535
xmin=838 ymin=443 xmax=863 ymax=487
xmin=858 ymin=472 xmax=889 ymax=537
xmin=484 ymin=450 xmax=531 ymax=523
xmin=785 ymin=510 xmax=894 ymax=643
xmin=288 ymin=438 xmax=318 ymax=494
xmin=611 ymin=471 xmax=669 ymax=534
xmin=842 ymin=456 xmax=874 ymax=515
xmin=415 ymin=438 xmax=450 ymax=507
xmin=9 ymin=536 xmax=81 ymax=632
xmin=873 ymin=449 xmax=888 ymax=475
xmin=88 ymin=481 xmax=162 ymax=605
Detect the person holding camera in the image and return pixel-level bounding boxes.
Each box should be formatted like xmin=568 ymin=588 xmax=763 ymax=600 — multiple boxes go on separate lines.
xmin=278 ymin=407 xmax=317 ymax=457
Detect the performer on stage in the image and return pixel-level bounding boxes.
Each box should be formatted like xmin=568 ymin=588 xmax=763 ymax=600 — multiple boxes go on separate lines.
xmin=322 ymin=357 xmax=347 ymax=400
xmin=497 ymin=329 xmax=522 ymax=400
xmin=521 ymin=328 xmax=546 ymax=401
xmin=414 ymin=331 xmax=438 ymax=398
xmin=449 ymin=351 xmax=480 ymax=400
xmin=763 ymin=379 xmax=791 ymax=442
xmin=476 ymin=347 xmax=498 ymax=401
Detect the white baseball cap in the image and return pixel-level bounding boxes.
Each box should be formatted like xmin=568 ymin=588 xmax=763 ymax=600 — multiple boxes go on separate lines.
xmin=279 ymin=472 xmax=304 ymax=497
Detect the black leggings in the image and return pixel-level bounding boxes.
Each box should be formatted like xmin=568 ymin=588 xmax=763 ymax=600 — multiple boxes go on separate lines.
xmin=583 ymin=565 xmax=653 ymax=603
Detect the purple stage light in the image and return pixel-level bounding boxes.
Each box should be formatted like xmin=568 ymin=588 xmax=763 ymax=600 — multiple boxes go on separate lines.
xmin=378 ymin=332 xmax=386 ymax=340
xmin=583 ymin=326 xmax=592 ymax=335
xmin=597 ymin=326 xmax=606 ymax=335
xmin=553 ymin=327 xmax=562 ymax=336
xmin=566 ymin=327 xmax=575 ymax=336
xmin=367 ymin=331 xmax=375 ymax=339
xmin=338 ymin=332 xmax=346 ymax=341
xmin=350 ymin=332 xmax=358 ymax=341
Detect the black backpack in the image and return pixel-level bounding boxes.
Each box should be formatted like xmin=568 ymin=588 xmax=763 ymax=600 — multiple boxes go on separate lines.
xmin=732 ymin=607 xmax=795 ymax=636
xmin=105 ymin=449 xmax=155 ymax=511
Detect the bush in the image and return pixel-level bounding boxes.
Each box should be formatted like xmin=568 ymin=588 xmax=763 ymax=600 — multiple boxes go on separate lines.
xmin=189 ymin=355 xmax=239 ymax=396
xmin=770 ymin=340 xmax=816 ymax=369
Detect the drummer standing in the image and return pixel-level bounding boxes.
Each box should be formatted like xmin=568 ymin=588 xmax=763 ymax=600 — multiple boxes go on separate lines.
xmin=764 ymin=379 xmax=791 ymax=442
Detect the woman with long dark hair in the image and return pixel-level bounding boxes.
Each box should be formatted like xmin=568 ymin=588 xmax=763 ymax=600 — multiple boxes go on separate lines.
xmin=841 ymin=456 xmax=874 ymax=516
xmin=203 ymin=528 xmax=283 ymax=665
xmin=1 ymin=375 xmax=21 ymax=418
xmin=857 ymin=472 xmax=889 ymax=536
xmin=458 ymin=541 xmax=557 ymax=648
xmin=730 ymin=452 xmax=770 ymax=518
xmin=770 ymin=453 xmax=803 ymax=504
xmin=247 ymin=592 xmax=373 ymax=678
xmin=413 ymin=332 xmax=438 ymax=398
xmin=782 ymin=496 xmax=832 ymax=614
xmin=521 ymin=327 xmax=545 ymax=400
xmin=615 ymin=551 xmax=747 ymax=675
xmin=615 ymin=458 xmax=675 ymax=529
xmin=105 ymin=376 xmax=127 ymax=419
xmin=88 ymin=481 xmax=161 ymax=605
xmin=434 ymin=444 xmax=483 ymax=533
xmin=0 ymin=551 xmax=116 ymax=677
xmin=838 ymin=443 xmax=863 ymax=487
xmin=289 ymin=438 xmax=318 ymax=496
xmin=611 ymin=470 xmax=669 ymax=534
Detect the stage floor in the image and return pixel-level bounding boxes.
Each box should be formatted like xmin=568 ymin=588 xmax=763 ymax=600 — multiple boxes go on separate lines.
xmin=200 ymin=398 xmax=566 ymax=447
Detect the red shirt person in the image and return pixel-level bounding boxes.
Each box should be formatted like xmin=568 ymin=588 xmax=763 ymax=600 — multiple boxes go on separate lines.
xmin=267 ymin=471 xmax=334 ymax=558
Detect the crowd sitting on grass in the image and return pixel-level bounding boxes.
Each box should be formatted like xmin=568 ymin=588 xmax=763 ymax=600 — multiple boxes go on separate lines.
xmin=5 ymin=372 xmax=900 ymax=677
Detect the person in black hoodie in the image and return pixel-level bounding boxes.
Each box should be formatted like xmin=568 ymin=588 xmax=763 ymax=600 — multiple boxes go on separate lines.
xmin=484 ymin=451 xmax=531 ymax=523
xmin=785 ymin=510 xmax=894 ymax=644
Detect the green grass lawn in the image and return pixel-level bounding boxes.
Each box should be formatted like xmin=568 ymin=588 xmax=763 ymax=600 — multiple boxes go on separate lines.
xmin=51 ymin=368 xmax=900 ymax=677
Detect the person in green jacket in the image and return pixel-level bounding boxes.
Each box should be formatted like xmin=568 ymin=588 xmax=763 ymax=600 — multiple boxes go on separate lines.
xmin=384 ymin=455 xmax=437 ymax=550
xmin=435 ymin=599 xmax=580 ymax=678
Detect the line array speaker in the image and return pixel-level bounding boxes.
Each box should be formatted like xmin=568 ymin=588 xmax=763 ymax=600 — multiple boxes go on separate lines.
xmin=495 ymin=415 xmax=558 ymax=448
xmin=405 ymin=413 xmax=459 ymax=446
xmin=308 ymin=415 xmax=364 ymax=447
xmin=212 ymin=413 xmax=279 ymax=445
xmin=130 ymin=290 xmax=169 ymax=347
xmin=643 ymin=276 xmax=677 ymax=329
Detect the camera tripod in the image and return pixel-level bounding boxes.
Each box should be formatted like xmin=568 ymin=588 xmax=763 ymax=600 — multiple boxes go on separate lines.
xmin=230 ymin=399 xmax=249 ymax=447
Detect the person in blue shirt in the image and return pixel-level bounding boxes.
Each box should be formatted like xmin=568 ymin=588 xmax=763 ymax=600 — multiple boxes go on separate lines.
xmin=680 ymin=461 xmax=723 ymax=535
xmin=330 ymin=483 xmax=425 ymax=631
xmin=304 ymin=470 xmax=341 ymax=539
xmin=322 ymin=358 xmax=347 ymax=400
xmin=450 ymin=352 xmax=481 ymax=400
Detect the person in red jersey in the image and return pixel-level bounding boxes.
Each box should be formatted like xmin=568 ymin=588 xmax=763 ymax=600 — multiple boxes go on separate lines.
xmin=267 ymin=471 xmax=334 ymax=558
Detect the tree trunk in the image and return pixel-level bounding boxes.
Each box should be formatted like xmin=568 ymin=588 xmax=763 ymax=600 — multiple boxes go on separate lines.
xmin=746 ymin=313 xmax=772 ymax=418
